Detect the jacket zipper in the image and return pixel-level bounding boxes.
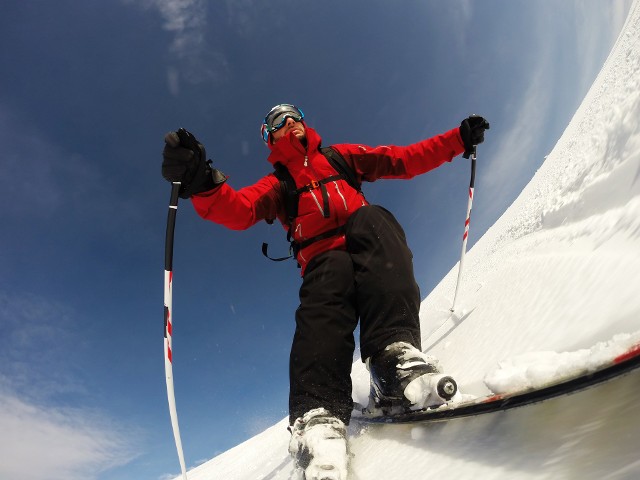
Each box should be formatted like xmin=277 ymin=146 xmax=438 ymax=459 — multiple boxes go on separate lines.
xmin=304 ymin=154 xmax=325 ymax=215
xmin=333 ymin=181 xmax=348 ymax=210
xmin=309 ymin=190 xmax=324 ymax=215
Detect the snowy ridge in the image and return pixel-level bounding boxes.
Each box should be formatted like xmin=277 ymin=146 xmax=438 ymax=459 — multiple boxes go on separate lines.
xmin=174 ymin=1 xmax=640 ymax=478
xmin=393 ymin=0 xmax=640 ymax=394
xmin=479 ymin=0 xmax=640 ymax=259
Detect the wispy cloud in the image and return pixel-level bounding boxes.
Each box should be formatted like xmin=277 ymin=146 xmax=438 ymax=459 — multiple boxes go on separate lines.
xmin=0 ymin=291 xmax=85 ymax=398
xmin=156 ymin=0 xmax=207 ymax=47
xmin=0 ymin=390 xmax=138 ymax=480
xmin=573 ymin=0 xmax=634 ymax=93
xmin=449 ymin=0 xmax=474 ymax=48
xmin=0 ymin=292 xmax=139 ymax=480
xmin=482 ymin=65 xmax=550 ymax=211
xmin=125 ymin=0 xmax=229 ymax=94
xmin=478 ymin=54 xmax=552 ymax=229
xmin=480 ymin=2 xmax=633 ymax=223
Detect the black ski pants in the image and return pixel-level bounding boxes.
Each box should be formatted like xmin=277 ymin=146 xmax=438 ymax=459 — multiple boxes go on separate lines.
xmin=289 ymin=205 xmax=421 ymax=425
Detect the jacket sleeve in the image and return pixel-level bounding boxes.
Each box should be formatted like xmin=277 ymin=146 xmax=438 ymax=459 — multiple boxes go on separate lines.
xmin=333 ymin=127 xmax=465 ymax=181
xmin=190 ymin=174 xmax=283 ymax=230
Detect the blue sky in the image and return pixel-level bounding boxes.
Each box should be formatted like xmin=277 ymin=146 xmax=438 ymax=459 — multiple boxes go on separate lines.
xmin=0 ymin=1 xmax=631 ymax=479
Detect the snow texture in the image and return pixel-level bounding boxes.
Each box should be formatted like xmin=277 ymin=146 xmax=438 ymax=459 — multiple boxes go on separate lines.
xmin=172 ymin=1 xmax=640 ymax=478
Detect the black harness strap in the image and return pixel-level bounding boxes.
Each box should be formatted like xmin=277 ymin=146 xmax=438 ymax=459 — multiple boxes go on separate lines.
xmin=295 ymin=225 xmax=347 ymax=251
xmin=293 ymin=174 xmax=343 ymax=218
xmin=292 ymin=174 xmax=343 ymax=195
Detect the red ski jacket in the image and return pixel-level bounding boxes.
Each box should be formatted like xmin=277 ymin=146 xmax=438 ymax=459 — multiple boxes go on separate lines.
xmin=192 ymin=125 xmax=466 ymax=274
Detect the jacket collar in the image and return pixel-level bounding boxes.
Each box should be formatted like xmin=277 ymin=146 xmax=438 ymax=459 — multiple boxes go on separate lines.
xmin=266 ymin=124 xmax=323 ymax=167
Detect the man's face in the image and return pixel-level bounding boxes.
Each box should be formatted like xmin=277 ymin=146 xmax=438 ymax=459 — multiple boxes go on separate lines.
xmin=272 ymin=116 xmax=306 ymax=143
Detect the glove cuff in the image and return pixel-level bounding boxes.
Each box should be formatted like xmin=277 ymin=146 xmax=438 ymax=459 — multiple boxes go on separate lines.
xmin=179 ymin=165 xmax=227 ymax=199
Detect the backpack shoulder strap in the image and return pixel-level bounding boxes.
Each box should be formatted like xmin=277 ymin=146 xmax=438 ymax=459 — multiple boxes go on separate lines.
xmin=273 ymin=161 xmax=298 ymax=224
xmin=262 ymin=162 xmax=297 ymax=264
xmin=319 ymin=146 xmax=361 ymax=193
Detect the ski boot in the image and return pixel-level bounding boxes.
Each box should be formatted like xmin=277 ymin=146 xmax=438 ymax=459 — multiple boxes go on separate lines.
xmin=366 ymin=342 xmax=458 ymax=416
xmin=289 ymin=408 xmax=349 ymax=480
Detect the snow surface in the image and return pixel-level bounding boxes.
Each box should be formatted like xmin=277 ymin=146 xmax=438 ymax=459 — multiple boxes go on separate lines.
xmin=173 ymin=2 xmax=640 ymax=478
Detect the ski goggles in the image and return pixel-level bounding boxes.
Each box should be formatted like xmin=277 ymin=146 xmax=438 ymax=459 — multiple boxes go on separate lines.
xmin=261 ymin=104 xmax=304 ymax=143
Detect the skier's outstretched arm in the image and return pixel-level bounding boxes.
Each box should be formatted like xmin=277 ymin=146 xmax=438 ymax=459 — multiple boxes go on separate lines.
xmin=162 ymin=128 xmax=282 ymax=230
xmin=332 ymin=115 xmax=489 ymax=181
xmin=191 ymin=176 xmax=282 ymax=230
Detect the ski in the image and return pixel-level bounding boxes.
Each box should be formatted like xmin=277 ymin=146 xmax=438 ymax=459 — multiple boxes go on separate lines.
xmin=354 ymin=341 xmax=640 ymax=424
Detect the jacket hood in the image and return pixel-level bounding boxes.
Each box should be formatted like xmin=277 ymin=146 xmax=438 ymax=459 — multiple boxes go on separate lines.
xmin=266 ymin=123 xmax=323 ymax=167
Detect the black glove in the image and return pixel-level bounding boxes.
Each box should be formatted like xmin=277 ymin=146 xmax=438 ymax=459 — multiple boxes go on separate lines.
xmin=460 ymin=115 xmax=490 ymax=159
xmin=162 ymin=128 xmax=226 ymax=199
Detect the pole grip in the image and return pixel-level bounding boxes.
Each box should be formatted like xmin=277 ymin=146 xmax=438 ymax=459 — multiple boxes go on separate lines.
xmin=165 ymin=182 xmax=181 ymax=271
xmin=469 ymin=147 xmax=477 ymax=188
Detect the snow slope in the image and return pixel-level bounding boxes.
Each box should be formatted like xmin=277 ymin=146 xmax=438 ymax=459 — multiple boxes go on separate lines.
xmin=174 ymin=1 xmax=640 ymax=478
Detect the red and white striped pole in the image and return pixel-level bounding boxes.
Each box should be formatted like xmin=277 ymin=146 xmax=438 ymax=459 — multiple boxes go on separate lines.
xmin=164 ymin=131 xmax=188 ymax=480
xmin=451 ymin=146 xmax=477 ymax=312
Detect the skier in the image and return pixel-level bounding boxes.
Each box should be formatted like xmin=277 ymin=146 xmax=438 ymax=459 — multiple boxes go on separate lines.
xmin=161 ymin=104 xmax=489 ymax=479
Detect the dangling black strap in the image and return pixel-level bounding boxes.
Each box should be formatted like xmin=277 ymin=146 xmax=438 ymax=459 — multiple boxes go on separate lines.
xmin=261 ymin=242 xmax=293 ymax=262
xmin=262 ymin=225 xmax=347 ymax=263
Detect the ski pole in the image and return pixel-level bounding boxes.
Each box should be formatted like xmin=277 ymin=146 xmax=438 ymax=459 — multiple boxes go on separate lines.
xmin=163 ymin=132 xmax=188 ymax=480
xmin=451 ymin=145 xmax=477 ymax=312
